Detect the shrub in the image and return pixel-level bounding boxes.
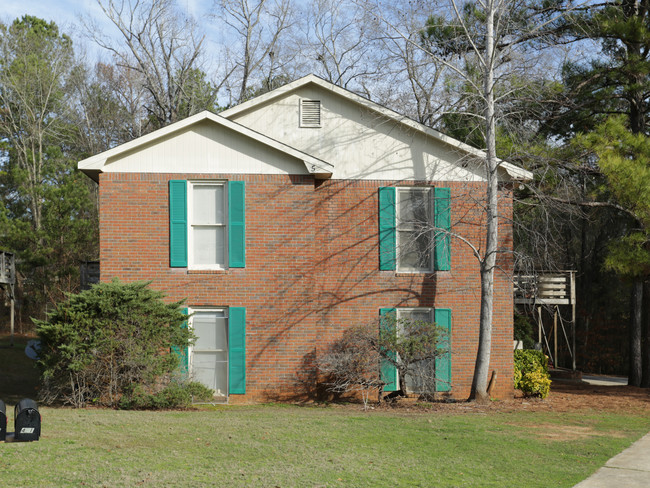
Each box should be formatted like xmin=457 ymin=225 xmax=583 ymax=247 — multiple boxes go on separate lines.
xmin=514 ymin=350 xmax=551 ymax=399
xmin=317 ymin=316 xmax=450 ymax=407
xmin=119 ymin=381 xmax=214 ymax=409
xmin=35 ymin=279 xmax=193 ymax=408
xmin=316 ymin=325 xmax=384 ymax=409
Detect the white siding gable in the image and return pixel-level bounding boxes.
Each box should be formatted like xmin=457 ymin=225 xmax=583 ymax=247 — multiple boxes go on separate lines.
xmin=98 ymin=120 xmax=309 ymax=176
xmin=226 ymin=86 xmax=488 ymax=182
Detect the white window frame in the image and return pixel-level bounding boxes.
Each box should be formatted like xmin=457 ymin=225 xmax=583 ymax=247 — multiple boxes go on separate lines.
xmin=397 ymin=307 xmax=435 ymax=394
xmin=396 ymin=187 xmax=434 ymax=273
xmin=188 ymin=307 xmax=229 ymax=398
xmin=187 ymin=180 xmax=228 ymax=270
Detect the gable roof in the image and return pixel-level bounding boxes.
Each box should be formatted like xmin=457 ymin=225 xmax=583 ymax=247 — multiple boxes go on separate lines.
xmin=221 ymin=74 xmax=533 ymax=182
xmin=78 ymin=110 xmax=334 ymax=182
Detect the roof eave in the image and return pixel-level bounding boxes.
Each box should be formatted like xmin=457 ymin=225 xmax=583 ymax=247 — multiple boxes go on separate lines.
xmin=499 ymin=162 xmax=533 ymax=182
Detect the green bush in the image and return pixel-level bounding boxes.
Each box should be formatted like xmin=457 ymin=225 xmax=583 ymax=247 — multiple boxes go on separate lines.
xmin=35 ymin=279 xmax=193 ymax=408
xmin=119 ymin=381 xmax=214 ymax=410
xmin=514 ymin=350 xmax=551 ymax=399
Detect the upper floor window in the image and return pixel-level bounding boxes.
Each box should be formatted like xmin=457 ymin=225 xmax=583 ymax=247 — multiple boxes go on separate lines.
xmin=397 ymin=188 xmax=433 ymax=272
xmin=169 ymin=180 xmax=245 ymax=269
xmin=189 ymin=181 xmax=227 ymax=269
xmin=378 ymin=186 xmax=450 ymax=273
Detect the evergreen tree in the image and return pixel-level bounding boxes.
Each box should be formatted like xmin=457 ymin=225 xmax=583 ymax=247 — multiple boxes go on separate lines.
xmin=0 ymin=16 xmax=98 ymax=318
xmin=540 ymin=1 xmax=650 ymax=385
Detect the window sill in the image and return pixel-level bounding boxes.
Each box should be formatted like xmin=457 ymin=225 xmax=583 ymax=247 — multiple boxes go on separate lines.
xmin=393 ymin=270 xmax=451 ymax=276
xmin=396 ymin=270 xmax=433 ymax=275
xmin=188 ymin=269 xmax=230 ymax=275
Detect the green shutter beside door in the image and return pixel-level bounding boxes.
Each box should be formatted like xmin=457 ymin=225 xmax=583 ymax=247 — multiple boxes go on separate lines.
xmin=434 ymin=308 xmax=452 ymax=392
xmin=228 ymin=181 xmax=246 ymax=268
xmin=171 ymin=307 xmax=189 ymax=376
xmin=434 ymin=187 xmax=451 ymax=271
xmin=169 ymin=180 xmax=188 ymax=267
xmin=378 ymin=187 xmax=396 ymax=270
xmin=229 ymin=307 xmax=246 ymax=394
xmin=380 ymin=308 xmax=398 ymax=392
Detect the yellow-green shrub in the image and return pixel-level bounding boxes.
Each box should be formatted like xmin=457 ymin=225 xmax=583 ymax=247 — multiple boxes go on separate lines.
xmin=514 ymin=350 xmax=551 ymax=399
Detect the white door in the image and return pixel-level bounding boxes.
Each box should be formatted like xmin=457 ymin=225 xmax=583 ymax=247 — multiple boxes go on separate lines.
xmin=191 ymin=310 xmax=228 ymax=397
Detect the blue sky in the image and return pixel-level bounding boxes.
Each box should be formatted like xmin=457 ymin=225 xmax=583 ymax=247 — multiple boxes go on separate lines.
xmin=3 ymin=0 xmax=211 ymax=27
xmin=5 ymin=0 xmax=111 ymax=32
xmin=3 ymin=1 xmax=215 ymax=60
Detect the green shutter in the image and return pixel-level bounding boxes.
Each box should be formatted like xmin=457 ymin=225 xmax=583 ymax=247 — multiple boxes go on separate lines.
xmin=171 ymin=307 xmax=189 ymax=376
xmin=380 ymin=308 xmax=398 ymax=392
xmin=435 ymin=187 xmax=451 ymax=271
xmin=378 ymin=187 xmax=396 ymax=270
xmin=229 ymin=307 xmax=246 ymax=394
xmin=228 ymin=181 xmax=246 ymax=268
xmin=169 ymin=180 xmax=188 ymax=267
xmin=435 ymin=308 xmax=452 ymax=392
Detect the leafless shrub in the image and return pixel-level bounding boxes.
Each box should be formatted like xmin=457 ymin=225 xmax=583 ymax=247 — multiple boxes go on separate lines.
xmin=316 ymin=324 xmax=383 ymax=410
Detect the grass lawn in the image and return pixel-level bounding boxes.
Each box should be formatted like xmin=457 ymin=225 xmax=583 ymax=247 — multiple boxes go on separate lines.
xmin=1 ymin=334 xmax=648 ymax=487
xmin=0 ymin=405 xmax=648 ymax=487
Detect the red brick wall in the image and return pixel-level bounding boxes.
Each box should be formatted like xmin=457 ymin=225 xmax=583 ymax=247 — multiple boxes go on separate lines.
xmin=99 ymin=172 xmax=514 ymax=401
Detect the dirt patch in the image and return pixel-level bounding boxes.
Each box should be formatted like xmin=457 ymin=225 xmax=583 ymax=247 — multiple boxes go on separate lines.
xmin=531 ymin=424 xmax=598 ymax=441
xmin=508 ymin=422 xmax=625 ymax=441
xmin=525 ymin=380 xmax=650 ymax=414
xmin=352 ymin=380 xmax=650 ymax=415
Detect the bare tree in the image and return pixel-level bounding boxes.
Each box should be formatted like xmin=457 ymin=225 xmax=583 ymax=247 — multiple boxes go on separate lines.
xmin=361 ymin=0 xmax=580 ymax=402
xmin=213 ymin=0 xmax=294 ymax=104
xmin=0 ymin=16 xmax=78 ymax=233
xmin=368 ymin=1 xmax=449 ymax=126
xmin=85 ymin=0 xmax=208 ymax=128
xmin=72 ymin=61 xmax=150 ymax=154
xmin=295 ymin=0 xmax=382 ymax=93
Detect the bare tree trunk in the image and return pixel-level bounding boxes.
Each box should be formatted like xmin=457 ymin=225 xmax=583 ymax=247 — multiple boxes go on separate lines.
xmin=470 ymin=0 xmax=498 ymax=403
xmin=630 ymin=279 xmax=643 ymax=387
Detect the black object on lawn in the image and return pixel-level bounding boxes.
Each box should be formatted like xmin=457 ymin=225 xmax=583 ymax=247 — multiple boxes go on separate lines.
xmin=14 ymin=398 xmax=40 ymax=441
xmin=0 ymin=399 xmax=6 ymax=441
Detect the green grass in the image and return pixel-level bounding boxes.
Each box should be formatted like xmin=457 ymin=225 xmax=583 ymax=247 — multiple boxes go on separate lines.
xmin=1 ymin=335 xmax=648 ymax=487
xmin=0 ymin=405 xmax=648 ymax=487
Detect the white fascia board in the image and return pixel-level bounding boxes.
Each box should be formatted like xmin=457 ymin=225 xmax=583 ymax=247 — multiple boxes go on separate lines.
xmin=78 ymin=111 xmax=209 ymax=172
xmin=222 ymin=75 xmax=534 ymax=182
xmin=78 ymin=110 xmax=333 ymax=179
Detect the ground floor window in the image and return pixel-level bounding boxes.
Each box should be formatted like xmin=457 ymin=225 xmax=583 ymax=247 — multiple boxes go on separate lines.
xmin=397 ymin=308 xmax=435 ymax=393
xmin=189 ymin=308 xmax=229 ymax=398
xmin=381 ymin=307 xmax=451 ymax=393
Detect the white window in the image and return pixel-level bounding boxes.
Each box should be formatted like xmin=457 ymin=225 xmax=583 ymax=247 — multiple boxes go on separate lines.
xmin=188 ymin=181 xmax=227 ymax=269
xmin=397 ymin=308 xmax=435 ymax=393
xmin=189 ymin=308 xmax=229 ymax=398
xmin=397 ymin=188 xmax=433 ymax=272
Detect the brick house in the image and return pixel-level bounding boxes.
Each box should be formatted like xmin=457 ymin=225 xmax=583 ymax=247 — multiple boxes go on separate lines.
xmin=78 ymin=75 xmax=532 ymax=403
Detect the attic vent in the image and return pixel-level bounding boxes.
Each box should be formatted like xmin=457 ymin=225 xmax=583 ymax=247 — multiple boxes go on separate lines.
xmin=300 ymin=99 xmax=321 ymax=127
